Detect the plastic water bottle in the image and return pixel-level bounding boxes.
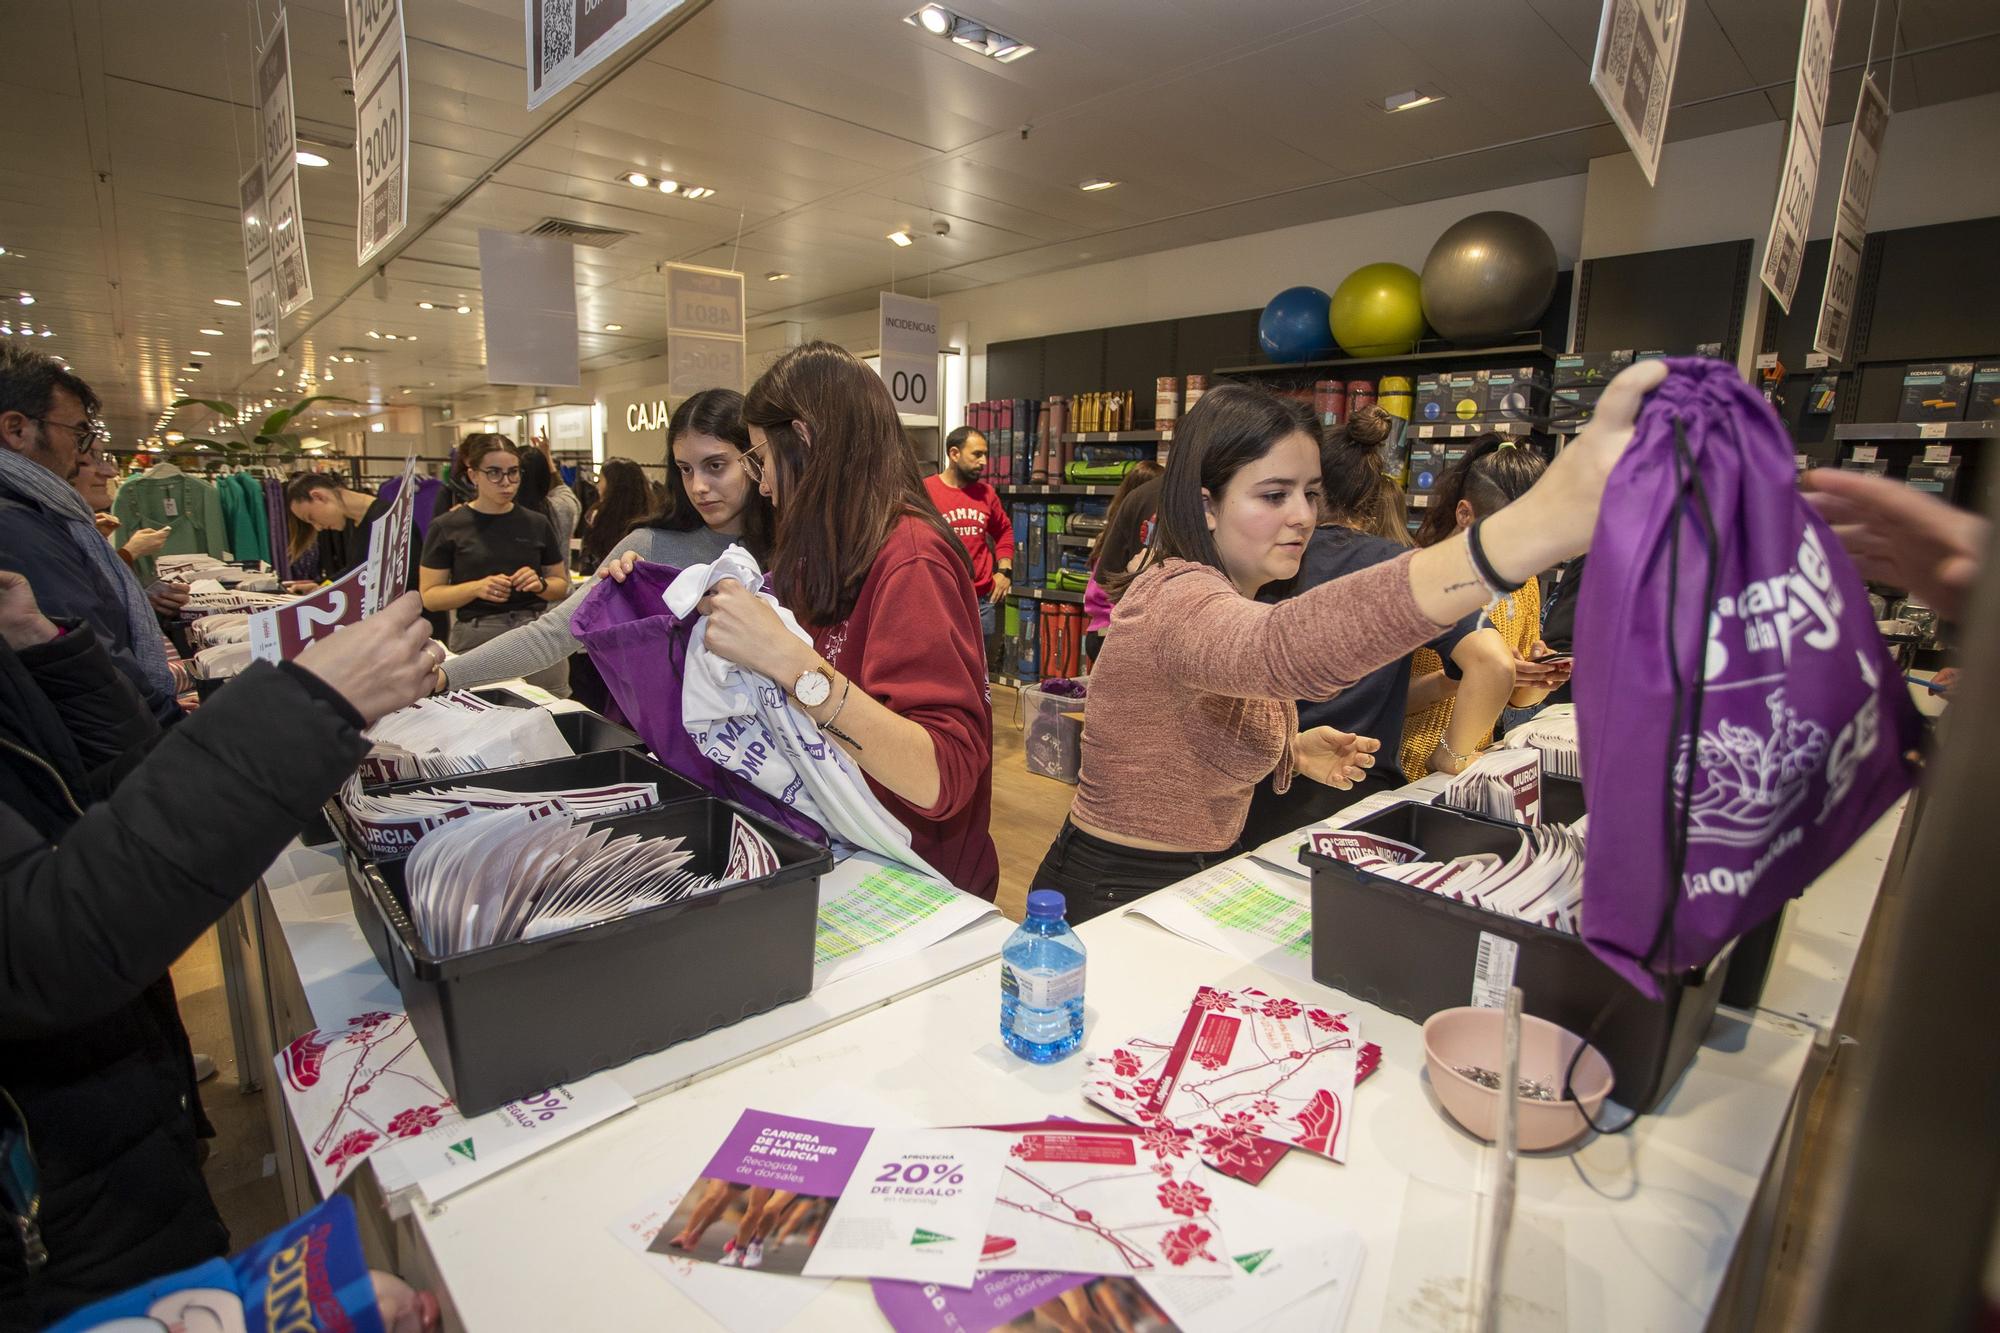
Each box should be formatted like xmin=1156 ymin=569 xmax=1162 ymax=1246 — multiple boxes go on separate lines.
xmin=1000 ymin=890 xmax=1087 ymax=1063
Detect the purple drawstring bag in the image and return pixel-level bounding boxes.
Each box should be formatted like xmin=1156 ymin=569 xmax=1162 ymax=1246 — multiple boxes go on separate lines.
xmin=570 ymin=562 xmax=829 ymax=847
xmin=1574 ymin=357 xmax=1922 ymax=997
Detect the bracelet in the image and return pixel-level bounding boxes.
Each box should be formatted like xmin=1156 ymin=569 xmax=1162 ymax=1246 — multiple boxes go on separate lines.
xmin=818 ymin=674 xmax=864 ymax=750
xmin=1434 ymin=738 xmax=1473 ymax=771
xmin=1465 ymin=518 xmax=1524 ymax=597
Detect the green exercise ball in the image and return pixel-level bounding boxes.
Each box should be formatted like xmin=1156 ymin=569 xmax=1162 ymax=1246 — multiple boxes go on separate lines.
xmin=1329 ymin=262 xmax=1426 ymax=357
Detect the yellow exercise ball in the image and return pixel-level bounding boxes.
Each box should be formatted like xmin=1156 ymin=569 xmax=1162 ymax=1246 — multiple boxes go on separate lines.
xmin=1329 ymin=262 xmax=1426 ymax=357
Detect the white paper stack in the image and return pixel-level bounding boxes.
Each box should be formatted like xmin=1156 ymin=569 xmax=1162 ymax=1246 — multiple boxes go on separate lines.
xmin=337 ymin=775 xmax=661 ymax=860
xmin=360 ymin=692 xmax=573 ymax=784
xmin=1505 ymin=712 xmax=1581 ymax=780
xmin=1440 ymin=749 xmax=1543 ymax=824
xmin=403 ymin=808 xmax=717 ymax=955
xmin=1320 ymin=825 xmax=1587 ymax=934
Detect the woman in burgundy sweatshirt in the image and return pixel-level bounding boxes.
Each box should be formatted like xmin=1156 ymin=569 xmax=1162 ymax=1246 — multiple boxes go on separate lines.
xmin=670 ymin=342 xmax=1000 ymax=900
xmin=1035 ymin=362 xmax=1668 ymax=922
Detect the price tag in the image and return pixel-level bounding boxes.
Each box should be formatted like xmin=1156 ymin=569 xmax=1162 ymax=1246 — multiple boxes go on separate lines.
xmin=1450 ymin=424 xmax=1468 ymax=437
xmin=1852 ymin=444 xmax=1879 ymax=462
xmin=1754 ymin=352 xmax=1780 ymax=370
xmin=1471 ymin=931 xmax=1520 ymax=1010
xmin=1919 ymin=422 xmax=1949 ymax=439
xmin=1804 ymin=351 xmax=1830 ymax=369
xmin=1924 ymin=443 xmax=1954 ymax=464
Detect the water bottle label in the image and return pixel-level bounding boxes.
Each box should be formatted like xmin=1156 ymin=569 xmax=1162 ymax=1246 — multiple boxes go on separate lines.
xmin=1002 ymin=962 xmax=1084 ymax=1009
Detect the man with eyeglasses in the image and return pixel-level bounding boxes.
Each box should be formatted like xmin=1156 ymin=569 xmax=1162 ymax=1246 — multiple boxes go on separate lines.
xmin=0 ymin=344 xmax=183 ymax=722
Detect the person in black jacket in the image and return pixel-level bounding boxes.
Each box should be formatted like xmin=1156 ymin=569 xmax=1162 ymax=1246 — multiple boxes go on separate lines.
xmin=0 ymin=572 xmax=438 ymax=1328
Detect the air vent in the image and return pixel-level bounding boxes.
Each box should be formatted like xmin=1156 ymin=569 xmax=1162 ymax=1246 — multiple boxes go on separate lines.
xmin=525 ymin=218 xmax=632 ymax=249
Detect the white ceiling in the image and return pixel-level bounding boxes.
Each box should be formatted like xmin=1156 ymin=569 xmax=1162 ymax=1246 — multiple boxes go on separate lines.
xmin=2 ymin=0 xmax=1994 ymax=445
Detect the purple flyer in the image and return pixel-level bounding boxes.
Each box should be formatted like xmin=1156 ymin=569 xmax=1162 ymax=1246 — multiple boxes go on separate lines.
xmin=872 ymin=1271 xmax=1182 ymax=1332
xmin=648 ymin=1109 xmax=874 ymax=1276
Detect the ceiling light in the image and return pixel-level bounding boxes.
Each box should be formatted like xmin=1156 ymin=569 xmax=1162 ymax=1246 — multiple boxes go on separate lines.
xmin=417 ymin=300 xmax=434 ymax=310
xmin=657 ymin=178 xmax=679 ymax=194
xmin=214 ymin=297 xmax=242 ymax=307
xmin=188 ymin=350 xmax=210 ymax=358
xmin=16 ymin=293 xmax=32 ymax=305
xmin=1383 ymin=89 xmax=1444 ymax=113
xmin=765 ymin=271 xmax=791 ymax=282
xmin=905 ymin=7 xmax=1034 ymax=62
xmin=404 ymin=334 xmax=416 ymax=341
xmin=0 ymin=247 xmax=7 ymax=256
xmin=623 ymin=171 xmax=650 ymax=188
xmin=183 ymin=363 xmax=202 ymax=372
xmin=200 ymin=327 xmax=225 ymax=336
xmin=296 ymin=150 xmax=330 ymax=168
xmin=682 ymin=186 xmax=715 ymax=200
xmin=455 ymin=305 xmax=470 ymax=314
xmin=603 ymin=323 xmax=623 ymax=331
xmin=1078 ymin=178 xmax=1119 ymax=192
xmin=366 ymin=330 xmax=380 ymax=338
xmin=341 ymin=354 xmax=355 ymax=363
xmin=916 ymin=4 xmax=951 ymax=34
xmin=39 ymin=329 xmax=52 ymax=337
xmin=887 ymin=230 xmax=914 ymax=247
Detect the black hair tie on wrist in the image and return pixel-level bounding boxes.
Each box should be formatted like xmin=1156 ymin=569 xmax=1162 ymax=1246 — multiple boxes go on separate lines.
xmin=1467 ymin=517 xmax=1525 ymax=596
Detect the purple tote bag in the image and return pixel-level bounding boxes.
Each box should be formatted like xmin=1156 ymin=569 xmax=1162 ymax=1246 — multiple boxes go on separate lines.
xmin=570 ymin=562 xmax=828 ymax=846
xmin=1574 ymin=357 xmax=1921 ymax=996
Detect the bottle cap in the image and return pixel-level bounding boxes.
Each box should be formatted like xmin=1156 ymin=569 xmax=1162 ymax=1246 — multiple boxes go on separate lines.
xmin=1026 ymin=889 xmax=1067 ymax=919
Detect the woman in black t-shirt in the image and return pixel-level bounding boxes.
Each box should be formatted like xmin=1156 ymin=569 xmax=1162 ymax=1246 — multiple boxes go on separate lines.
xmin=419 ymin=434 xmax=571 ymax=694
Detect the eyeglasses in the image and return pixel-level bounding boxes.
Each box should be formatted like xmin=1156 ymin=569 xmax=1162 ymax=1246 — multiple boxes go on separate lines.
xmin=739 ymin=437 xmax=771 ymax=483
xmin=32 ymin=416 xmax=105 ymax=458
xmin=477 ymin=466 xmax=522 ymax=483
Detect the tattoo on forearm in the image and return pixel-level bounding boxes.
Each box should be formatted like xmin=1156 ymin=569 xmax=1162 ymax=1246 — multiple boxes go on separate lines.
xmin=1443 ymin=578 xmax=1481 ymax=594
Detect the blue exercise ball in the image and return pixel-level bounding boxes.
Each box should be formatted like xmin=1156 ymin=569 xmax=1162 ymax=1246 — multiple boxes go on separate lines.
xmin=1258 ymin=286 xmax=1335 ymax=363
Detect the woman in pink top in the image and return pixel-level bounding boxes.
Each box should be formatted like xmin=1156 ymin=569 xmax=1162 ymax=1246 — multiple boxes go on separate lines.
xmin=1032 ymin=362 xmax=1667 ymax=922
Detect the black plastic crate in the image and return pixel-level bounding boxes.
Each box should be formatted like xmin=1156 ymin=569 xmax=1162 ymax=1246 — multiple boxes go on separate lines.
xmin=466 ymin=690 xmax=649 ymax=759
xmin=342 ymin=796 xmax=831 ymax=1115
xmin=1302 ymin=801 xmax=1729 ymax=1112
xmin=331 ymin=750 xmax=709 ymax=981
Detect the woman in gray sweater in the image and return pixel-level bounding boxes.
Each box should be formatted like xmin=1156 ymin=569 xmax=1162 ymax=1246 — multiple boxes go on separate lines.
xmin=444 ymin=390 xmax=774 ymax=691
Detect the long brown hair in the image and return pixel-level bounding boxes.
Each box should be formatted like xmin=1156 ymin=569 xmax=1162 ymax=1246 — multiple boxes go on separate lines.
xmin=742 ymin=341 xmax=967 ymax=624
xmin=638 ymin=388 xmax=775 ymax=561
xmin=1151 ymin=383 xmax=1320 ymax=574
xmin=1089 ymin=460 xmax=1163 ymax=575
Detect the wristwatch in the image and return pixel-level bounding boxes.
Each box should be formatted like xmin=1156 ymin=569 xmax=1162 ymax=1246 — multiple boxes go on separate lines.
xmin=792 ymin=665 xmax=833 ymax=709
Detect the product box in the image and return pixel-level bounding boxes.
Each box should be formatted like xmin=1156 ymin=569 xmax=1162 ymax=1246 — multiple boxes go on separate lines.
xmin=1967 ymin=362 xmax=2000 ymax=421
xmin=1446 ymin=370 xmax=1485 ymax=423
xmin=1897 ymin=362 xmax=1974 ymax=422
xmin=1414 ymin=373 xmax=1450 ymax=424
xmin=1841 ymin=458 xmax=1890 ymax=475
xmin=1905 ymin=459 xmax=1962 ymax=503
xmin=1552 ymin=350 xmax=1633 ymax=389
xmin=1484 ymin=366 xmax=1550 ymax=424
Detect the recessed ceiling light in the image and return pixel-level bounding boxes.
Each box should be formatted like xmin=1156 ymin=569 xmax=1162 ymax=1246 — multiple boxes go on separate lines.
xmin=1078 ymin=178 xmax=1119 ymax=192
xmin=366 ymin=330 xmax=380 ymax=338
xmin=905 ymin=6 xmax=1034 ymax=62
xmin=384 ymin=332 xmax=398 ymax=340
xmin=417 ymin=300 xmax=434 ymax=310
xmin=38 ymin=329 xmax=51 ymax=338
xmin=623 ymin=171 xmax=650 ymax=188
xmin=682 ymin=186 xmax=715 ymax=200
xmin=214 ymin=297 xmax=242 ymax=307
xmin=200 ymin=327 xmax=225 ymax=335
xmin=1383 ymin=89 xmax=1444 ymax=113
xmin=887 ymin=230 xmax=914 ymax=247
xmin=188 ymin=350 xmax=210 ymax=358
xmin=603 ymin=323 xmax=623 ymax=331
xmin=296 ymin=150 xmax=330 ymax=167
xmin=656 ymin=178 xmax=679 ymax=194
xmin=16 ymin=293 xmax=32 ymax=306
xmin=404 ymin=335 xmax=416 ymax=341
xmin=455 ymin=305 xmax=470 ymax=314
xmin=915 ymin=4 xmax=951 ymax=34
xmin=765 ymin=271 xmax=791 ymax=282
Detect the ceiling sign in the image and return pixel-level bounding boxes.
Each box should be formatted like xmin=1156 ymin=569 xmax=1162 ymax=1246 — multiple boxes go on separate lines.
xmin=1589 ymin=0 xmax=1687 ymax=187
xmin=1812 ymin=73 xmax=1889 ymax=361
xmin=258 ymin=13 xmax=313 ymax=318
xmin=1760 ymin=0 xmax=1843 ymax=314
xmin=347 ymin=0 xmax=410 ymax=265
xmin=526 ymin=0 xmax=690 ymax=110
xmin=480 ymin=229 xmax=582 ymax=386
xmin=878 ymin=292 xmax=940 ymax=421
xmin=665 ymin=263 xmax=746 ymax=397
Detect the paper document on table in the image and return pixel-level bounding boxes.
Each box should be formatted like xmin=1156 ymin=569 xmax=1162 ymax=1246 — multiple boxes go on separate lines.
xmin=1243 ymin=787 xmax=1433 ymax=870
xmin=1128 ymin=862 xmax=1315 ymax=987
xmin=813 ymin=856 xmax=998 ymax=988
xmin=381 ymin=1076 xmax=636 ymax=1205
xmin=614 ymin=1196 xmax=830 ymax=1333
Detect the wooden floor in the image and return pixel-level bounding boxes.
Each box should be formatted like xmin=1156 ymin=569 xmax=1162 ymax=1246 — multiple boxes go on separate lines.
xmin=987 ymin=683 xmax=1079 ymax=922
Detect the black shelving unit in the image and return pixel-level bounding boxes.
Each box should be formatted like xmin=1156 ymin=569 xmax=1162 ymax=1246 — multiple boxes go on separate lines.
xmin=1213 ymin=342 xmax=1556 ymax=378
xmin=1009 ymin=587 xmax=1086 ymax=605
xmin=1060 ymin=429 xmax=1173 ymax=444
xmin=1831 ymin=421 xmax=1996 ymax=442
xmin=995 ymin=482 xmax=1127 ymax=497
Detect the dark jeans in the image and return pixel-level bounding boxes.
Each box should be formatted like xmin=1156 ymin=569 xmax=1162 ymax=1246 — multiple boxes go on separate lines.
xmin=1030 ymin=819 xmax=1241 ymax=925
xmin=1238 ymin=769 xmax=1407 ymax=851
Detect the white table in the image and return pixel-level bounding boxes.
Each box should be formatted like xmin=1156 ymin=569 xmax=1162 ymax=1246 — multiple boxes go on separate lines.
xmin=410 ymin=907 xmax=1816 ymax=1332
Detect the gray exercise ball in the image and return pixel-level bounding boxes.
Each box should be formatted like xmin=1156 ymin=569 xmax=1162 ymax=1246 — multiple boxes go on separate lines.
xmin=1420 ymin=211 xmax=1559 ymax=344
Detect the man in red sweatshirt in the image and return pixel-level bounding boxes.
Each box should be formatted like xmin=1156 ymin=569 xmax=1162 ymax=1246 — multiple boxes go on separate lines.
xmin=924 ymin=426 xmax=1013 ymax=666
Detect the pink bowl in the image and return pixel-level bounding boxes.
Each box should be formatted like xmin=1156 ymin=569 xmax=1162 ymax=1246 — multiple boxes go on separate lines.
xmin=1421 ymin=1006 xmax=1614 ymax=1151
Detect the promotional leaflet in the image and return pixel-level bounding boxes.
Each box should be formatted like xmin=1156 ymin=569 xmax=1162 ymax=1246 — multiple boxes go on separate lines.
xmin=649 ymin=1110 xmax=1006 ymax=1289
xmin=1309 ymin=828 xmax=1426 ymax=864
xmin=1126 ymin=863 xmax=1315 ymax=989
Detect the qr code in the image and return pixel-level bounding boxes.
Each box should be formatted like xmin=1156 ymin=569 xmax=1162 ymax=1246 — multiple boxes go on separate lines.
xmin=541 ymin=0 xmax=575 ymax=75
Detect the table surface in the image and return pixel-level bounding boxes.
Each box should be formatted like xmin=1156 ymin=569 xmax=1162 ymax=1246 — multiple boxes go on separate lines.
xmin=411 ymin=908 xmax=1817 ymax=1332
xmin=259 ymin=694 xmax=1897 ymax=1330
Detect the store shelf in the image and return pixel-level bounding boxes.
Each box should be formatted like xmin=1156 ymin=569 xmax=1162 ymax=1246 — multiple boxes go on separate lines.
xmin=1831 ymin=420 xmax=1997 ymax=441
xmin=1008 ymin=587 xmax=1086 ymax=604
xmin=1057 ymin=533 xmax=1095 ymax=548
xmin=1060 ymin=430 xmax=1172 ymax=443
xmin=1409 ymin=419 xmax=1541 ymax=439
xmin=990 ymin=672 xmax=1040 ymax=690
xmin=995 ymin=483 xmax=1127 ymax=496
xmin=1213 ymin=342 xmax=1557 ymax=378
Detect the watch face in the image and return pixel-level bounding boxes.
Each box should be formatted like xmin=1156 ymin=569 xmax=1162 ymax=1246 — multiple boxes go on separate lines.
xmin=795 ymin=669 xmax=831 ymax=707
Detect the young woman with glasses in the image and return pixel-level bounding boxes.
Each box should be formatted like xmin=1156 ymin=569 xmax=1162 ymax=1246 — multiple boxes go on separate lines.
xmin=605 ymin=344 xmax=998 ymax=899
xmin=441 ymin=390 xmax=775 ymax=694
xmin=418 ymin=434 xmax=570 ymax=693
